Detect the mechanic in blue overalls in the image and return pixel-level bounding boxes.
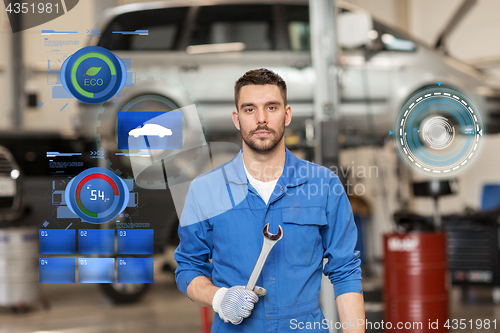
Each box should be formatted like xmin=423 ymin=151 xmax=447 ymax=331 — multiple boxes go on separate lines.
xmin=175 ymin=68 xmax=365 ymax=332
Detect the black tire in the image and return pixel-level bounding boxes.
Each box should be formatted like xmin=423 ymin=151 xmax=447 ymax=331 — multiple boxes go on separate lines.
xmin=99 ymin=282 xmax=150 ymax=304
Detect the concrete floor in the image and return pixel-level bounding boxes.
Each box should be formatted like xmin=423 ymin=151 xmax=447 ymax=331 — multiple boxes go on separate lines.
xmin=0 ymin=273 xmax=202 ymax=333
xmin=448 ymin=286 xmax=500 ymax=333
xmin=2 ymin=275 xmax=500 ymax=333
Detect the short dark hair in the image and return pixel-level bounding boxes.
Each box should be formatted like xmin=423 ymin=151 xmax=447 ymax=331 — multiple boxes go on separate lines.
xmin=234 ymin=68 xmax=287 ymax=109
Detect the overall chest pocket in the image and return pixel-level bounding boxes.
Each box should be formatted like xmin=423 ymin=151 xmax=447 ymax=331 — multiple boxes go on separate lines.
xmin=281 ymin=207 xmax=327 ymax=266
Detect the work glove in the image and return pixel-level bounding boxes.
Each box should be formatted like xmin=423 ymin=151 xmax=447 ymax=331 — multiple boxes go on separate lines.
xmin=212 ymin=285 xmax=266 ymax=325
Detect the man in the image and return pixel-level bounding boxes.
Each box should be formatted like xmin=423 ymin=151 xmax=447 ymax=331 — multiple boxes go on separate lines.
xmin=175 ymin=68 xmax=364 ymax=332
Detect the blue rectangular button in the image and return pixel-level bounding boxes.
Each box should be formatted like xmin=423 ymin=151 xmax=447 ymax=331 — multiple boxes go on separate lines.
xmin=117 ymin=229 xmax=154 ymax=254
xmin=39 ymin=229 xmax=75 ymax=254
xmin=39 ymin=258 xmax=75 ymax=283
xmin=78 ymin=229 xmax=114 ymax=254
xmin=117 ymin=111 xmax=183 ymax=150
xmin=117 ymin=258 xmax=154 ymax=283
xmin=78 ymin=258 xmax=115 ymax=283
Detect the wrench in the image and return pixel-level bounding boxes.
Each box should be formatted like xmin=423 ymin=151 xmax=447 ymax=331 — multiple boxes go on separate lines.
xmin=245 ymin=223 xmax=283 ymax=291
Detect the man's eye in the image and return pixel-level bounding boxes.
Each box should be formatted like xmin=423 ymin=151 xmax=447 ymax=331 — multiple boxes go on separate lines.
xmin=268 ymin=106 xmax=276 ymax=111
xmin=245 ymin=108 xmax=254 ymax=112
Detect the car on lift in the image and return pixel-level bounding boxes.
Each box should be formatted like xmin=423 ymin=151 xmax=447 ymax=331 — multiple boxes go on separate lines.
xmin=75 ymin=0 xmax=500 ymax=303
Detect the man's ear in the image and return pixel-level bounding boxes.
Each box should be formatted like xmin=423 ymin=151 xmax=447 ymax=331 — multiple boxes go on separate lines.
xmin=232 ymin=110 xmax=241 ymax=130
xmin=285 ymin=105 xmax=292 ymax=127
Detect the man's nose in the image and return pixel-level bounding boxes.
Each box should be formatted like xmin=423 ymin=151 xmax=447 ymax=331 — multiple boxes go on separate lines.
xmin=256 ymin=108 xmax=267 ymax=124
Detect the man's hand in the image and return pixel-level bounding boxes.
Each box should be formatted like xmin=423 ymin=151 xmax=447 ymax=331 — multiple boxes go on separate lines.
xmin=213 ymin=286 xmax=266 ymax=324
xmin=186 ymin=276 xmax=266 ymax=325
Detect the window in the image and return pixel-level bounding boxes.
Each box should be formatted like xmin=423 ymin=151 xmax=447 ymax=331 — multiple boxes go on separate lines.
xmin=188 ymin=5 xmax=274 ymax=51
xmin=98 ymin=7 xmax=189 ymax=51
xmin=129 ymin=25 xmax=178 ymax=51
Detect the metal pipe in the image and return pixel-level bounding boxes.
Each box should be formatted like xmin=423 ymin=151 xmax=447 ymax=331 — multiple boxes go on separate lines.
xmin=310 ymin=1 xmax=340 ymax=331
xmin=310 ymin=0 xmax=340 ymax=167
xmin=10 ymin=12 xmax=23 ymax=128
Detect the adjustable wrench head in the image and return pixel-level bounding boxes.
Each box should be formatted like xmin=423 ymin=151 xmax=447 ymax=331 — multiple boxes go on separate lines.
xmin=262 ymin=223 xmax=283 ymax=241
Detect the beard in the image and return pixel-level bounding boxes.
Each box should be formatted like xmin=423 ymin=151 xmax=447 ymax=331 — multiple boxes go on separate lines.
xmin=240 ymin=119 xmax=285 ymax=153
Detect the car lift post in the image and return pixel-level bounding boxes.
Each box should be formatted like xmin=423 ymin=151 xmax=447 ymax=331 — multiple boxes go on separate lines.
xmin=310 ymin=0 xmax=341 ymax=332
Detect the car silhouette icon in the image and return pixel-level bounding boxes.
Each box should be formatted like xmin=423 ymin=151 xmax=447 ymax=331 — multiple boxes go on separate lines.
xmin=128 ymin=123 xmax=173 ymax=138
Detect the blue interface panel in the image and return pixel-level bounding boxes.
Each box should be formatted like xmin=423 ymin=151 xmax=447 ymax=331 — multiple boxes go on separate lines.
xmin=39 ymin=229 xmax=75 ymax=254
xmin=39 ymin=258 xmax=76 ymax=283
xmin=78 ymin=229 xmax=114 ymax=254
xmin=117 ymin=258 xmax=154 ymax=283
xmin=117 ymin=229 xmax=154 ymax=254
xmin=39 ymin=228 xmax=154 ymax=283
xmin=78 ymin=258 xmax=115 ymax=283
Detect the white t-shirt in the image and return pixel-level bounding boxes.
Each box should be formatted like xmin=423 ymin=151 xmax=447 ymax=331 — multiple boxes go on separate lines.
xmin=244 ymin=164 xmax=279 ymax=205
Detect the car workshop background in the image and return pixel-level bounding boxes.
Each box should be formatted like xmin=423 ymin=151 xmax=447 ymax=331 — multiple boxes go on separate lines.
xmin=1 ymin=0 xmax=500 ymax=332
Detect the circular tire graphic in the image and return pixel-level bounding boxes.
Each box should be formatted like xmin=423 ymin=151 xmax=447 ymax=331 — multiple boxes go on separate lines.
xmin=394 ymin=86 xmax=484 ymax=178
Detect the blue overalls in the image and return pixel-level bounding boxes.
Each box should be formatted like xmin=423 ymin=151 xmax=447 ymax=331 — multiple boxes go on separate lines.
xmin=175 ymin=148 xmax=362 ymax=332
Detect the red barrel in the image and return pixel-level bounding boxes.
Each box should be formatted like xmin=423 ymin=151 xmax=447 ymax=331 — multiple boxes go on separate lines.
xmin=384 ymin=232 xmax=448 ymax=332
